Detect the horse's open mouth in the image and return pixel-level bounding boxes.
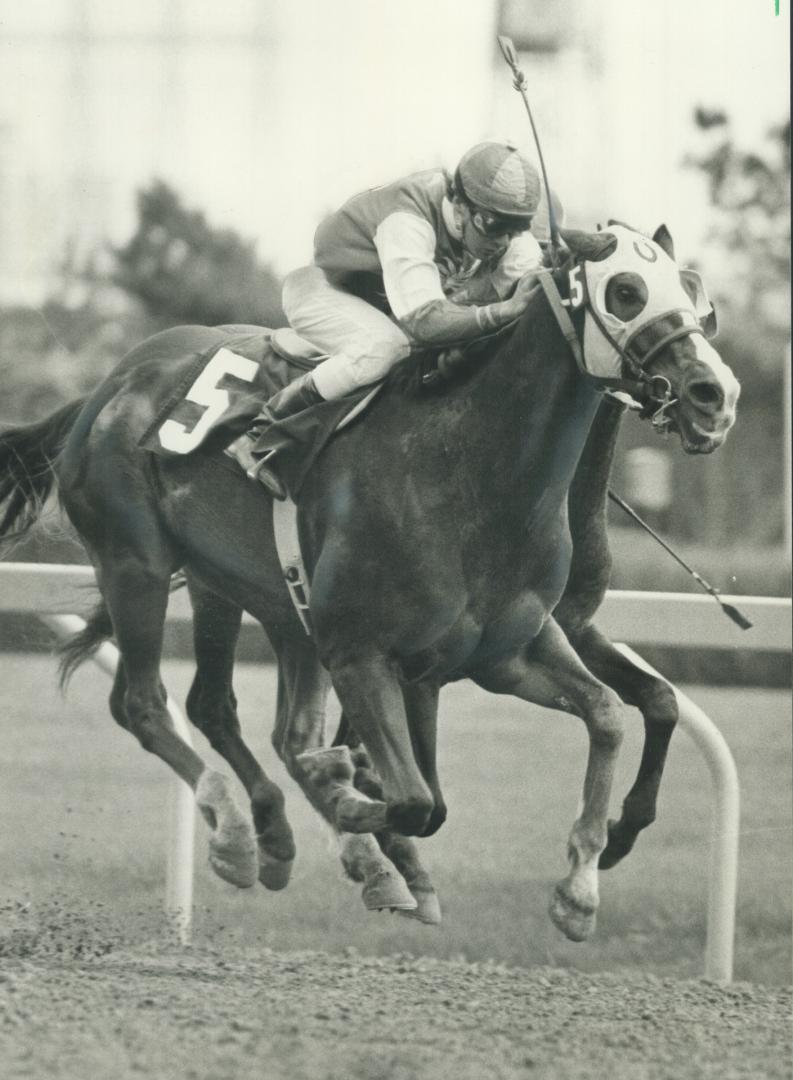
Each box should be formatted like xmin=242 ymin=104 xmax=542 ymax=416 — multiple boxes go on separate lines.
xmin=678 ymin=416 xmax=721 ymax=455
xmin=662 ymin=408 xmax=721 ymax=454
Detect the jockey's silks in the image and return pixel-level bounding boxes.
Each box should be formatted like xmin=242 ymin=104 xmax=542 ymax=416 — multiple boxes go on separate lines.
xmin=313 ymin=169 xmax=541 ymax=319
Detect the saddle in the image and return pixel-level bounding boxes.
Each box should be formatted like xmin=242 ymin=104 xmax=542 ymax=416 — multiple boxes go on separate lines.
xmin=139 ymin=324 xmax=380 ymax=497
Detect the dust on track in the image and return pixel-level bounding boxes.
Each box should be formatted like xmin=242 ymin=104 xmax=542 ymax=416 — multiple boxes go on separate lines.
xmin=2 ymin=940 xmax=790 ymax=1080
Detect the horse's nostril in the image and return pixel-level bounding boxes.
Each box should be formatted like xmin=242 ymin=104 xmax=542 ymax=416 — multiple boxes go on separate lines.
xmin=687 ymin=380 xmax=723 ymax=411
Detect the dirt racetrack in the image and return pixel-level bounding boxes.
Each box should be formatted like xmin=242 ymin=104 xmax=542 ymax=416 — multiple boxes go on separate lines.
xmin=2 ymin=941 xmax=790 ymax=1080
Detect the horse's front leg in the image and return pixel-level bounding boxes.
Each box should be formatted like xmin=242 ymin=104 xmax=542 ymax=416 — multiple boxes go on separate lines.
xmin=471 ymin=617 xmax=625 ymax=942
xmin=332 ymin=713 xmax=442 ymax=925
xmin=273 ymin=638 xmax=417 ymax=914
xmin=401 ymin=680 xmax=447 ymax=836
xmin=563 ymin=622 xmax=679 ymax=869
xmin=327 ymin=653 xmax=435 ymax=837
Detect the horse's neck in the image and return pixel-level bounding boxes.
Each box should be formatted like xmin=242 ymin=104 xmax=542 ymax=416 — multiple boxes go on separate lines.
xmin=568 ymin=397 xmax=625 ymax=536
xmin=461 ymin=293 xmax=602 ymax=499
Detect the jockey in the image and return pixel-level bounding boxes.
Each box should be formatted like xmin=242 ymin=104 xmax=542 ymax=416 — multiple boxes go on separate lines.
xmin=231 ymin=140 xmax=548 ymax=498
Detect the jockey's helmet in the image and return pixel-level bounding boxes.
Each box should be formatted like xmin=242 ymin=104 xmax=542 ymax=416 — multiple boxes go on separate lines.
xmin=455 ymin=141 xmax=541 ymax=229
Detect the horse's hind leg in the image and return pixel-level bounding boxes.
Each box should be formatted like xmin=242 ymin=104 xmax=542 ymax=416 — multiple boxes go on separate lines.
xmin=272 ymin=636 xmax=416 ymax=914
xmin=96 ymin=549 xmax=258 ymax=889
xmin=564 ymin=623 xmax=679 ymax=869
xmin=185 ymin=581 xmax=296 ymax=890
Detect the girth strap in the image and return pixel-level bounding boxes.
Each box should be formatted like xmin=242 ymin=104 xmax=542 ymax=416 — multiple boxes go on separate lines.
xmin=271 ymin=496 xmax=313 ymax=635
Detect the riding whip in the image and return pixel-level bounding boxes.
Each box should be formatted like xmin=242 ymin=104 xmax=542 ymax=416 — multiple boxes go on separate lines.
xmin=607 ymin=489 xmax=753 ymax=630
xmin=497 ymin=35 xmax=562 ymax=263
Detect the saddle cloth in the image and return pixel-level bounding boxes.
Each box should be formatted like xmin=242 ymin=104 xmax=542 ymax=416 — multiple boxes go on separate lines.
xmin=139 ymin=324 xmax=378 ymax=496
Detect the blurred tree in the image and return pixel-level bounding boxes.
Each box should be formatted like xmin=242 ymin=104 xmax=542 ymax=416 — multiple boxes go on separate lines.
xmin=113 ymin=180 xmax=286 ymax=328
xmin=682 ymin=112 xmax=789 ymax=545
xmin=1 ymin=180 xmax=287 ymax=426
xmin=684 ymin=112 xmax=790 ymax=390
xmin=0 ymin=295 xmax=152 ymax=424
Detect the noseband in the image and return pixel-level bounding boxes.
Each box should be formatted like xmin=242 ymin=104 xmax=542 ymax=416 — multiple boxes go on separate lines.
xmin=625 ymin=308 xmax=706 ymax=426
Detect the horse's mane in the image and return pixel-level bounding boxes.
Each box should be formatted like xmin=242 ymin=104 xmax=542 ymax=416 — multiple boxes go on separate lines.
xmin=385 ymin=321 xmax=517 ymax=398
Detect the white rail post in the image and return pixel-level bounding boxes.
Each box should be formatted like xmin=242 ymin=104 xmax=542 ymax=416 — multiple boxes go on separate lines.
xmin=39 ymin=613 xmax=196 ymax=945
xmin=615 ymin=643 xmax=740 ymax=984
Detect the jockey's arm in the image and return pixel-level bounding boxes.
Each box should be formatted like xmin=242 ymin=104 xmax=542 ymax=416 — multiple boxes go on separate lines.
xmin=374 ymin=212 xmax=540 ymax=348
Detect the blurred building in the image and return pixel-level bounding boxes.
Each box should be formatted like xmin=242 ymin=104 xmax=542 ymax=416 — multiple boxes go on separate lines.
xmin=0 ymin=0 xmax=500 ymax=302
xmin=1 ymin=0 xmax=788 ymax=304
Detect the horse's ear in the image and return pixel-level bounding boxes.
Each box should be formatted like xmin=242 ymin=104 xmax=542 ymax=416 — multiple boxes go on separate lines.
xmin=560 ymin=228 xmax=617 ymax=262
xmin=701 ymin=305 xmax=718 ymax=339
xmin=652 ymin=224 xmax=675 ymax=259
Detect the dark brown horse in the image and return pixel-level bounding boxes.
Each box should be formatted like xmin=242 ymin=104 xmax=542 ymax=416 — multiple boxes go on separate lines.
xmin=0 ymin=224 xmax=739 ymax=939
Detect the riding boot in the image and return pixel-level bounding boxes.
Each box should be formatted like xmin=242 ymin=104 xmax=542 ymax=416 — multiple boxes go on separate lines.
xmin=226 ymin=372 xmax=324 ymax=499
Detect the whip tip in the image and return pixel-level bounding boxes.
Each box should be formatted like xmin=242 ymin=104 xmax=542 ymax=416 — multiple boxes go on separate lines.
xmin=721 ymin=602 xmax=753 ymax=631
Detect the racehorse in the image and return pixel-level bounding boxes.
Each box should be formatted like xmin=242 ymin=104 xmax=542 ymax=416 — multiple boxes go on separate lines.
xmin=0 ymin=224 xmax=739 ymax=940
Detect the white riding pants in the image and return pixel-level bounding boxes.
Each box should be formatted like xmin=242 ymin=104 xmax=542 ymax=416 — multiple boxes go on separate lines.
xmin=281 ymin=265 xmax=412 ymax=400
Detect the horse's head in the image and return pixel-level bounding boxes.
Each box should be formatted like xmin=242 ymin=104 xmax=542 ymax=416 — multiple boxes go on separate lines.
xmin=560 ymin=224 xmax=740 ymax=454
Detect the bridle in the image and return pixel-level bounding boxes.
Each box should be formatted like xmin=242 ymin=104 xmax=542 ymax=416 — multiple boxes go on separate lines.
xmin=537 ymin=258 xmax=707 ymax=429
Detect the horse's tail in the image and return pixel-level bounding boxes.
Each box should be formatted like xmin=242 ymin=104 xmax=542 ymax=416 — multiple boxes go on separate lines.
xmin=58 ymin=573 xmax=187 ymax=689
xmin=0 ymin=397 xmax=86 ymax=547
xmin=57 ymin=599 xmax=115 ymax=690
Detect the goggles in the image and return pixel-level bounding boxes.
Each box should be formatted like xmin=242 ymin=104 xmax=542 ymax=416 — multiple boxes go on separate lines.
xmin=468 ymin=206 xmax=531 ymax=240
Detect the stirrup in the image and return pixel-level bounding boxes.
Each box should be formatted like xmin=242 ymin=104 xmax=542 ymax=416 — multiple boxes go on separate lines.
xmin=247 ymin=451 xmax=286 ymax=500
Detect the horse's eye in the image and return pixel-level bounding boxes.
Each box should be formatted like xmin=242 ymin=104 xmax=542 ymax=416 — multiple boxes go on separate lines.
xmin=617 ymin=286 xmax=634 ymax=301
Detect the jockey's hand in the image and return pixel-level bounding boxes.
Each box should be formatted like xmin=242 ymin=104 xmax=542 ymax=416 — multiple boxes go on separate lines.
xmin=506 ymin=271 xmax=541 ymax=317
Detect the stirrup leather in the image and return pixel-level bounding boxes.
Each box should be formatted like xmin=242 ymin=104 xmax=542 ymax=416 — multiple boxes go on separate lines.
xmin=245 ymin=448 xmax=278 ymax=481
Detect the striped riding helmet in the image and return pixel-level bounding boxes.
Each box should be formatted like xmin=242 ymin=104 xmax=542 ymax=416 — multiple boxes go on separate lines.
xmin=455 ymin=141 xmax=541 ymax=223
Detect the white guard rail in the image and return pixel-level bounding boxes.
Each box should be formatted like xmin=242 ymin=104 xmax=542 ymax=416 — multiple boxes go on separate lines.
xmin=1 ymin=562 xmax=790 ymax=978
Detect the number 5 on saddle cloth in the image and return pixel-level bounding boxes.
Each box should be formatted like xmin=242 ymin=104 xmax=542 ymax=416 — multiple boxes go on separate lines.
xmin=139 ymin=325 xmax=380 ymax=499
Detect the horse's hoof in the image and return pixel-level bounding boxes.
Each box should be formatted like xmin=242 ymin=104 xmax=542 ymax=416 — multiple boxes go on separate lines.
xmin=420 ymin=803 xmax=447 ymax=838
xmin=396 ymin=887 xmax=442 ymax=926
xmin=336 ymin=795 xmax=388 ymax=834
xmin=255 ymin=822 xmax=297 ymax=867
xmin=598 ymin=819 xmax=636 ymax=870
xmin=362 ymin=868 xmax=417 ymax=913
xmin=548 ymin=884 xmax=597 ymax=942
xmin=385 ymin=797 xmax=434 ymax=837
xmin=198 ymin=770 xmax=259 ymax=889
xmin=208 ymin=839 xmax=259 ymax=889
xmin=258 ymin=855 xmax=294 ymax=891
